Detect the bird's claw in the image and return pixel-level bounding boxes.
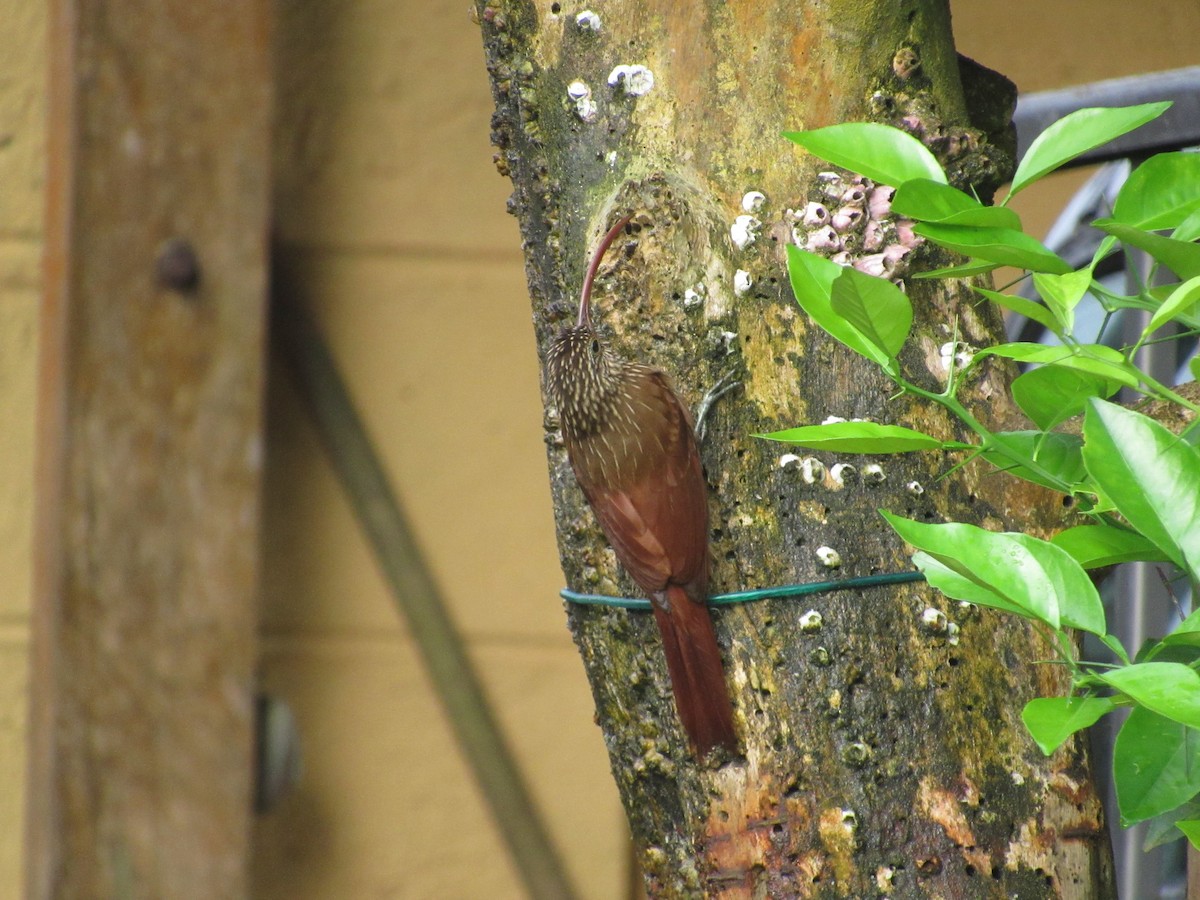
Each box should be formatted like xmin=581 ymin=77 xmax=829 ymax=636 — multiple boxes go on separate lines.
xmin=694 ymin=374 xmax=742 ymax=444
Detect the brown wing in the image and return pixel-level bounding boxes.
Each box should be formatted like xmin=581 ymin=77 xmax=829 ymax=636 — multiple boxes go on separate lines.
xmin=576 ymin=371 xmax=709 ymax=599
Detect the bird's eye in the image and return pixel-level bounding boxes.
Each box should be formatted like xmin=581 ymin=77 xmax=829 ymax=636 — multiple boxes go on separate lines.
xmin=590 ymin=339 xmax=600 ymax=355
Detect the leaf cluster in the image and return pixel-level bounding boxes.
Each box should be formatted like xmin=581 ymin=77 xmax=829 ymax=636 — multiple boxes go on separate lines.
xmin=771 ymin=104 xmax=1200 ymax=848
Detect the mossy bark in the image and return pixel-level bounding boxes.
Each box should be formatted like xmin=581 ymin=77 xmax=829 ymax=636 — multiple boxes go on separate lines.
xmin=477 ymin=1 xmax=1115 ymax=896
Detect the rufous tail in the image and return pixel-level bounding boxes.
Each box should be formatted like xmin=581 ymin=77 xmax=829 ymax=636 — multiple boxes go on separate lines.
xmin=651 ymin=585 xmax=738 ymax=757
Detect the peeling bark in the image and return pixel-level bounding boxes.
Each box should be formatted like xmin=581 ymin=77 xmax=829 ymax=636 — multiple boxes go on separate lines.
xmin=476 ymin=1 xmax=1115 ymax=896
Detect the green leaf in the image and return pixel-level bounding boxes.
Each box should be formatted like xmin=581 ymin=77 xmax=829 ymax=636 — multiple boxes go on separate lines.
xmin=1159 ymin=610 xmax=1200 ymax=655
xmin=977 ymin=343 xmax=1142 ymax=390
xmin=1008 ymin=532 xmax=1107 ymax=635
xmin=1012 ymin=366 xmax=1116 ymax=431
xmin=883 ymin=514 xmax=1105 ymax=634
xmin=783 ymin=123 xmax=947 ymax=187
xmin=982 ymin=431 xmax=1087 ymax=491
xmin=829 ymin=266 xmax=913 ymax=360
xmin=1179 ymin=820 xmax=1200 ymax=851
xmin=1143 ymin=799 xmax=1200 ymax=850
xmin=1174 ymin=207 xmax=1200 ymax=244
xmin=1163 ymin=629 xmax=1200 ymax=651
xmin=913 ymin=223 xmax=1072 ymax=274
xmin=786 ymin=246 xmax=892 ymax=369
xmin=973 ymin=288 xmax=1062 ymax=337
xmin=909 ymin=552 xmax=1032 ymax=619
xmin=1009 ymin=102 xmax=1172 ymax=198
xmin=913 ymin=259 xmax=999 ymax=280
xmin=1052 ymin=524 xmax=1169 ymax=568
xmin=1172 ymin=607 xmax=1200 ymax=638
xmin=754 ymin=422 xmax=945 ymax=453
xmin=1113 ymin=705 xmax=1200 ymax=824
xmin=1032 ymin=268 xmax=1093 ymax=334
xmin=1022 ymin=696 xmax=1115 ymax=756
xmin=1094 ymin=219 xmax=1200 ymax=281
xmin=1083 ymin=399 xmax=1200 ymax=579
xmin=891 ymin=179 xmax=1022 ymax=229
xmin=1176 ymin=820 xmax=1200 ymax=849
xmin=1101 ymin=663 xmax=1200 ymax=730
xmin=1144 ymin=275 xmax=1200 ymax=338
xmin=1113 ymin=152 xmax=1200 ymax=230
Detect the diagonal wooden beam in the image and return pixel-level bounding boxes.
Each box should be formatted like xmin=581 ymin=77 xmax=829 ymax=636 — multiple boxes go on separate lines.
xmin=29 ymin=1 xmax=273 ymax=896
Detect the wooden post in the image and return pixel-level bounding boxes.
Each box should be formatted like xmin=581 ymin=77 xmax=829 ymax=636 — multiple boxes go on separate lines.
xmin=28 ymin=1 xmax=273 ymax=897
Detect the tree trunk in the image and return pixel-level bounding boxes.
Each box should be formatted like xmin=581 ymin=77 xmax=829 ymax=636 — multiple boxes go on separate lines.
xmin=476 ymin=1 xmax=1115 ymax=896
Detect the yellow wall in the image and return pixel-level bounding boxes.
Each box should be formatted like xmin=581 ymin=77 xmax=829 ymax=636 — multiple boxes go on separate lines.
xmin=254 ymin=0 xmax=625 ymax=896
xmin=1 ymin=1 xmax=1197 ymax=898
xmin=0 ymin=0 xmax=45 ymax=892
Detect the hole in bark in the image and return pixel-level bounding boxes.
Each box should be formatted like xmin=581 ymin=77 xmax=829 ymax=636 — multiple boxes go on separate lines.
xmin=991 ymin=866 xmax=1001 ymax=880
xmin=551 ymin=1 xmax=561 ymax=10
xmin=948 ymin=656 xmax=959 ymax=667
xmin=965 ymin=864 xmax=976 ymax=877
xmin=772 ymin=823 xmax=784 ymax=835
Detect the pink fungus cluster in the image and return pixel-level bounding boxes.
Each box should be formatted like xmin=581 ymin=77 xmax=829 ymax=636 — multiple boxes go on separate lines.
xmin=791 ymin=173 xmax=922 ymax=285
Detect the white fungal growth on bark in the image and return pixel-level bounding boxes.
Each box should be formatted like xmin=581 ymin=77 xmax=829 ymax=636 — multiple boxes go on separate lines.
xmin=566 ymin=80 xmax=597 ymax=121
xmin=920 ymin=607 xmax=949 ymax=634
xmin=816 ymin=546 xmax=842 ymax=568
xmin=730 ymin=214 xmax=760 ymax=250
xmin=575 ymin=10 xmax=601 ymax=31
xmin=829 ymin=463 xmax=857 ymax=485
xmin=862 ymin=463 xmax=885 ymax=484
xmin=800 ymin=457 xmax=825 ymax=484
xmin=733 ymin=269 xmax=752 ymax=295
xmin=741 ymin=190 xmax=766 ymax=212
xmin=939 ymin=341 xmax=975 ymax=375
xmin=607 ymin=64 xmax=655 ymax=96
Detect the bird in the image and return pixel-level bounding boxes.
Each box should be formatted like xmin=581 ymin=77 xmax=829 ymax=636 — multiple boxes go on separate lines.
xmin=546 ymin=214 xmax=738 ymax=758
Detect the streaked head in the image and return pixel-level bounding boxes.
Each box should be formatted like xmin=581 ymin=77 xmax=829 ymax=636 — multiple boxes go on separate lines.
xmin=547 ymin=214 xmax=633 ymax=435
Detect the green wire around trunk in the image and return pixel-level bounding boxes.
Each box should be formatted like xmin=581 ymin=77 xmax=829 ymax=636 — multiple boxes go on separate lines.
xmin=561 ymin=570 xmax=927 ymax=609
